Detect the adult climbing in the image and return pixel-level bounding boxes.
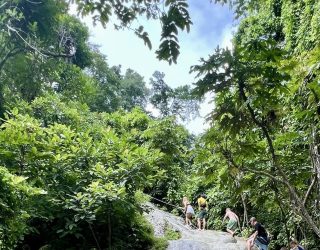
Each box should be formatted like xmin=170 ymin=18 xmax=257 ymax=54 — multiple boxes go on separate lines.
xmin=197 ymin=193 xmax=208 ymax=231
xmin=222 ymin=208 xmax=240 ymax=237
xmin=247 ymin=217 xmax=269 ymax=250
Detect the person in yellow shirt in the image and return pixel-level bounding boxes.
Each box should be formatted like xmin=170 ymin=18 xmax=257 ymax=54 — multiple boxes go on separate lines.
xmin=197 ymin=193 xmax=208 ymax=230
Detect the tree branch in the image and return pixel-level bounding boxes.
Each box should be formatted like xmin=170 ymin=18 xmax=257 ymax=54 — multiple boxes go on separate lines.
xmin=303 ymin=176 xmax=316 ymax=207
xmin=303 ymin=62 xmax=320 ymax=85
xmin=238 ymin=80 xmax=279 ymax=170
xmin=0 ymin=2 xmax=7 ymax=9
xmin=237 ymin=75 xmax=320 ymax=238
xmin=220 ymin=147 xmax=286 ymax=184
xmin=240 ymin=166 xmax=286 ymax=184
xmin=7 ymin=24 xmax=76 ymax=59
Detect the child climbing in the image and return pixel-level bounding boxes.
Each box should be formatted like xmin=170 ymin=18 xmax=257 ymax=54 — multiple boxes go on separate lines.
xmin=182 ymin=197 xmax=195 ymax=228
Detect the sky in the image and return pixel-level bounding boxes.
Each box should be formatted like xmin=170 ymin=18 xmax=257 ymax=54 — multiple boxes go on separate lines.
xmin=71 ymin=1 xmax=235 ymax=134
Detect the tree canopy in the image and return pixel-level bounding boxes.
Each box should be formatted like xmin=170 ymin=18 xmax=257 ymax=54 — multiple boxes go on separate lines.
xmin=190 ymin=0 xmax=320 ymax=247
xmin=0 ymin=0 xmax=320 ymax=249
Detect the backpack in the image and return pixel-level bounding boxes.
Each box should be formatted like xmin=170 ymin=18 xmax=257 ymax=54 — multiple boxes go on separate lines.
xmin=256 ymin=236 xmax=270 ymax=245
xmin=256 ymin=228 xmax=272 ymax=246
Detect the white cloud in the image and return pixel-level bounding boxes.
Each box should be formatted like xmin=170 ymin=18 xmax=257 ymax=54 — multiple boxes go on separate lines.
xmin=183 ymin=93 xmax=214 ymax=135
xmin=220 ymin=24 xmax=235 ymax=50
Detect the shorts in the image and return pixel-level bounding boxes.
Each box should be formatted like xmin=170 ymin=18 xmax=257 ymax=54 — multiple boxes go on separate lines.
xmin=197 ymin=210 xmax=207 ymax=220
xmin=186 ymin=213 xmax=194 ymax=219
xmin=254 ymin=238 xmax=268 ymax=250
xmin=227 ymin=219 xmax=237 ymax=231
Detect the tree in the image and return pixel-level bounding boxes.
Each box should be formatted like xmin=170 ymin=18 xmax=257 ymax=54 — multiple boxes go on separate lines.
xmin=149 ymin=71 xmax=200 ymax=121
xmin=0 ymin=0 xmax=94 ymax=115
xmin=149 ymin=71 xmax=173 ymax=117
xmin=191 ymin=0 xmax=320 ymax=246
xmin=120 ymin=69 xmax=149 ymax=111
xmin=0 ymin=96 xmax=175 ymax=249
xmin=85 ymin=50 xmax=122 ymax=112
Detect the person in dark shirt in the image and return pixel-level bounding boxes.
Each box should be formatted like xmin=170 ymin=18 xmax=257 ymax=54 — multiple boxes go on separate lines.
xmin=246 ymin=217 xmax=269 ymax=250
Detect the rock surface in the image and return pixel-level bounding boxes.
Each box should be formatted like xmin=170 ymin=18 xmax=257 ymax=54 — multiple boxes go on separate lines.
xmin=144 ymin=203 xmax=249 ymax=250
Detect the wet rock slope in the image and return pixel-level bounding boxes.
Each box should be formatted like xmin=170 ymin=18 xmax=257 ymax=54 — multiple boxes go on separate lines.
xmin=144 ymin=202 xmax=248 ymax=250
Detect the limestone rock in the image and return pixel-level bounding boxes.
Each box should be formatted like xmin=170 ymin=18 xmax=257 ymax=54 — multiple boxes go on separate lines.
xmin=143 ymin=202 xmax=248 ymax=250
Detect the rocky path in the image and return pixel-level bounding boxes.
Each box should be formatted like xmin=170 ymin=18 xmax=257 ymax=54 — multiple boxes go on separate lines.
xmin=144 ymin=203 xmax=248 ymax=250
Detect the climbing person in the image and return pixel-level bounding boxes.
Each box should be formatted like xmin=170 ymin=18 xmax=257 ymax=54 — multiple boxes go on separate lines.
xmin=246 ymin=217 xmax=269 ymax=250
xmin=290 ymin=240 xmax=304 ymax=250
xmin=222 ymin=208 xmax=240 ymax=237
xmin=182 ymin=197 xmax=195 ymax=228
xmin=182 ymin=196 xmax=188 ymax=208
xmin=197 ymin=193 xmax=208 ymax=231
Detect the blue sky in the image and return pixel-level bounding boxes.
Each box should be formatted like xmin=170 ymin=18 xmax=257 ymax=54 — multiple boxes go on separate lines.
xmin=188 ymin=1 xmax=234 ymax=47
xmin=72 ymin=1 xmax=234 ymax=134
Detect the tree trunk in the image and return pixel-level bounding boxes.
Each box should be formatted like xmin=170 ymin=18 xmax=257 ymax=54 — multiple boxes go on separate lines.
xmin=238 ymin=79 xmax=320 ymax=238
xmin=89 ymin=223 xmax=101 ymax=250
xmin=310 ymin=127 xmax=320 ymax=198
xmin=0 ymin=84 xmax=5 ymax=119
xmin=287 ymin=182 xmax=320 ymax=238
xmin=241 ymin=193 xmax=248 ymax=228
xmin=271 ymin=182 xmax=290 ymax=246
xmin=108 ymin=205 xmax=112 ymax=249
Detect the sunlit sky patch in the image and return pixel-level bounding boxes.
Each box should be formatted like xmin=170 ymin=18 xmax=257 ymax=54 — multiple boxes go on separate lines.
xmin=71 ymin=1 xmax=235 ymax=134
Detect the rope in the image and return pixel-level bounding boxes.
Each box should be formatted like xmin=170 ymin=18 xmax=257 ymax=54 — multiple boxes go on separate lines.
xmin=148 ymin=195 xmax=184 ymax=211
xmin=148 ymin=195 xmax=213 ymax=230
xmin=148 ymin=195 xmax=244 ymax=234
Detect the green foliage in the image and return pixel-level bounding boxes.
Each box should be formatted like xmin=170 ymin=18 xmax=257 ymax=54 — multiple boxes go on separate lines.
xmin=189 ymin=0 xmax=320 ymax=248
xmin=142 ymin=116 xmax=192 ymax=203
xmin=0 ymin=94 xmax=193 ymax=249
xmin=4 ymin=0 xmax=320 ymax=249
xmin=150 ymin=237 xmax=168 ymax=250
xmin=0 ymin=166 xmax=46 ymax=249
xmin=149 ymin=71 xmax=200 ymax=121
xmin=72 ymin=0 xmax=192 ymax=64
xmin=164 ymin=224 xmax=181 ymax=240
xmin=119 ymin=69 xmax=149 ymax=111
xmin=0 ymin=0 xmax=94 ymax=117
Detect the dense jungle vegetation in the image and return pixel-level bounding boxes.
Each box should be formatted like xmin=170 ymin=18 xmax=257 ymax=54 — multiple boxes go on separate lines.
xmin=0 ymin=0 xmax=320 ymax=249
